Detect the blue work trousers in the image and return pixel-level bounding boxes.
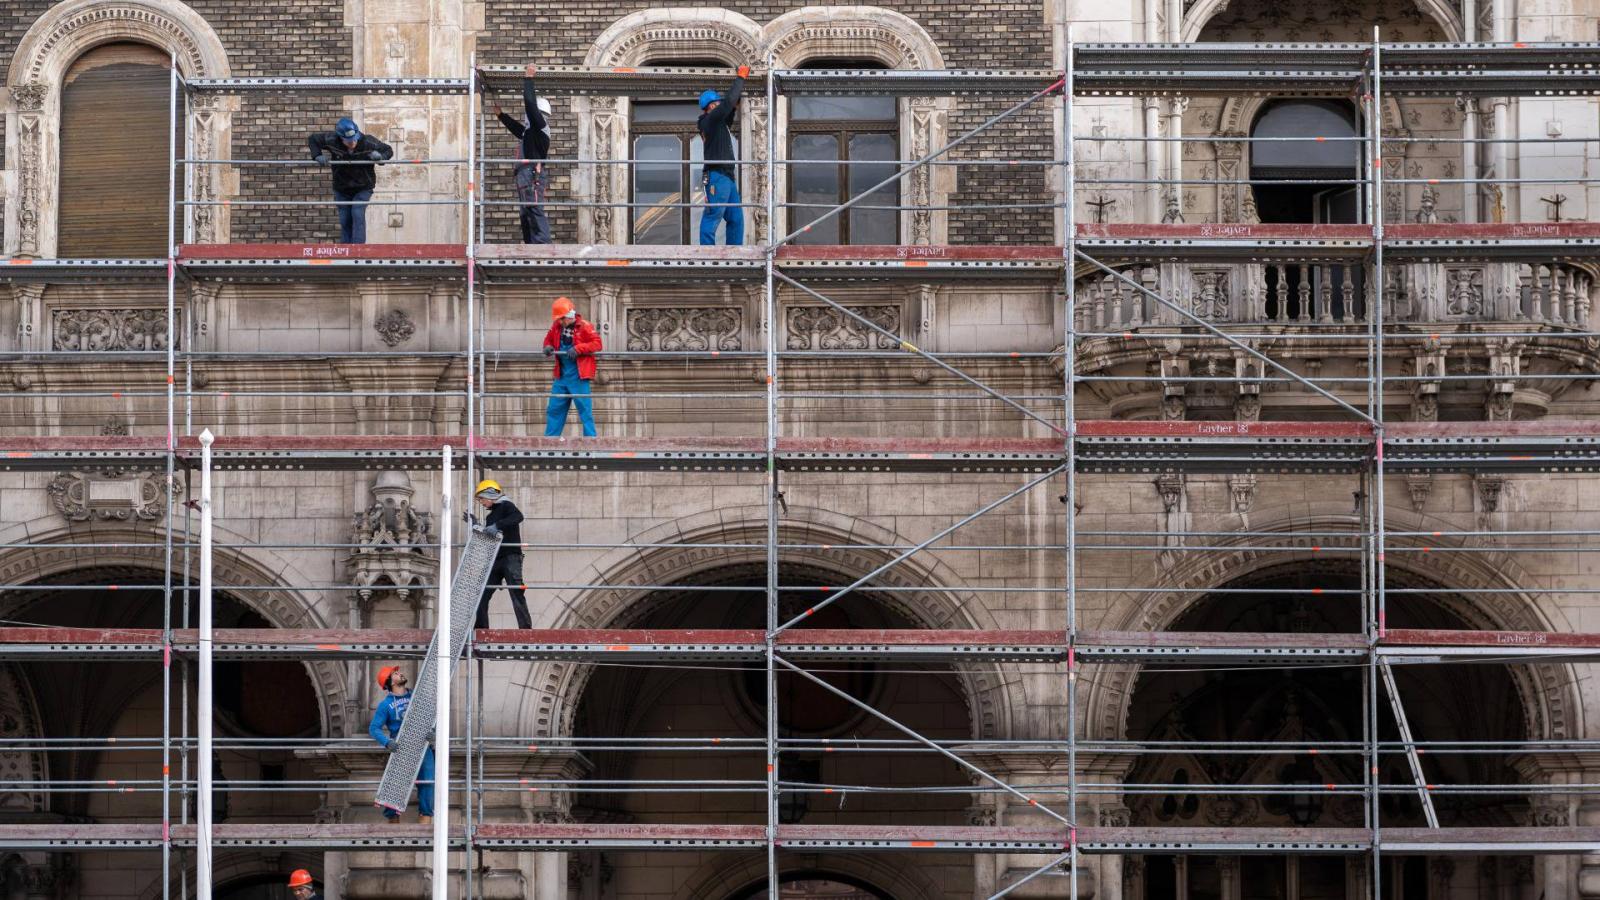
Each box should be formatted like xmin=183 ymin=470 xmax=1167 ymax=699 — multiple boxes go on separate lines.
xmin=334 ymin=188 xmax=373 ymax=244
xmin=698 ymin=170 xmax=744 ymax=245
xmin=546 ymin=376 xmax=596 ymax=437
xmin=382 ymin=745 xmax=434 ymax=818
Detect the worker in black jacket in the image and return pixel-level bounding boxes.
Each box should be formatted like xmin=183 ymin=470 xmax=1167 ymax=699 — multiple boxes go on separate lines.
xmin=306 ymin=117 xmax=394 ymax=244
xmin=697 ymin=65 xmax=749 ymax=245
xmin=473 ymin=479 xmax=531 ymax=629
xmin=489 ymin=64 xmax=553 ymax=243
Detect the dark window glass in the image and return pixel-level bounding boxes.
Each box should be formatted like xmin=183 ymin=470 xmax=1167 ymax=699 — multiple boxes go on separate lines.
xmin=787 ymin=61 xmax=899 ymax=245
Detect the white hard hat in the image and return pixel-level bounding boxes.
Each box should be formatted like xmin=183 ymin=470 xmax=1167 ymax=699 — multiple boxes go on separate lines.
xmin=536 ymin=97 xmax=552 ymax=117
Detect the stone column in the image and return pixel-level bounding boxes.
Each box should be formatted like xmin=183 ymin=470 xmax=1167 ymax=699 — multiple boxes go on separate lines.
xmin=971 ymin=753 xmax=1084 ymax=899
xmin=345 ymin=0 xmax=477 ymax=244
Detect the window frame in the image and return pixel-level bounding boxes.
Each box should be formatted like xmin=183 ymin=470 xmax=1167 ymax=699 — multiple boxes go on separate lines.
xmin=629 ymin=109 xmax=704 ymax=245
xmin=786 ymin=100 xmax=900 ymax=245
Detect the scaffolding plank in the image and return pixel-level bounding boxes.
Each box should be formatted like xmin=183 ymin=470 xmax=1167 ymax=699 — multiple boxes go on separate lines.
xmin=1382 ymin=628 xmax=1600 ymax=662
xmin=1078 ymin=826 xmax=1370 ymax=855
xmin=774 ymin=69 xmax=1062 ymax=96
xmin=1386 ymin=223 xmax=1600 ymax=259
xmin=1076 ymin=224 xmax=1373 ymax=260
xmin=187 ymin=77 xmax=467 ymax=95
xmin=0 ymin=825 xmax=163 ymax=851
xmin=374 ymin=526 xmax=501 ymax=814
xmin=1076 ymin=630 xmax=1366 ymax=663
xmin=169 ymin=823 xmax=457 ymax=849
xmin=177 ymin=243 xmax=464 ymax=282
xmin=1075 ymin=421 xmax=1373 ymax=474
xmin=777 ymin=244 xmax=1066 ymax=281
xmin=0 ymin=257 xmax=167 ymax=283
xmin=1385 ymin=421 xmax=1600 ymax=473
xmin=477 ymin=65 xmax=764 ymax=98
xmin=476 ymin=243 xmax=765 ymax=283
xmin=0 ymin=436 xmax=170 ymax=471
xmin=473 ymin=823 xmax=767 ymax=850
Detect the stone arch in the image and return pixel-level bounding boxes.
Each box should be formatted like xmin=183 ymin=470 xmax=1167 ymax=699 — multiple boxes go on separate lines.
xmin=135 ymin=850 xmax=325 ymax=900
xmin=675 ymin=851 xmax=945 ymax=900
xmin=576 ymin=9 xmax=763 ymax=244
xmin=759 ymin=6 xmax=951 ymax=245
xmin=0 ymin=664 xmax=48 ymax=814
xmin=5 ymin=0 xmax=234 ymax=258
xmin=1180 ymin=0 xmax=1463 ymax=41
xmin=515 ymin=504 xmax=1019 ymax=743
xmin=1081 ymin=511 xmax=1583 ymax=748
xmin=0 ymin=522 xmax=350 ymax=738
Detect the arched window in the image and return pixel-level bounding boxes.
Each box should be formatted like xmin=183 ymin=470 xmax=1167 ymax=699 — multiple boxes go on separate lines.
xmin=1248 ymin=100 xmax=1360 ymax=225
xmin=729 ymin=872 xmax=894 ymax=900
xmin=57 ymin=42 xmax=177 ymax=257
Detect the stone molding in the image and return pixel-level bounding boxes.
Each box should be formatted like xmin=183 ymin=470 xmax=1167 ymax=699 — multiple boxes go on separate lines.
xmin=6 ymin=0 xmax=234 ymax=257
xmin=46 ymin=470 xmax=177 ymax=522
xmin=625 ymin=305 xmax=743 ymax=351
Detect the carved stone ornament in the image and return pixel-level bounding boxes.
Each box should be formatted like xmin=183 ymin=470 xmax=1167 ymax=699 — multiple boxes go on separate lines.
xmin=52 ymin=308 xmax=177 ymax=351
xmin=626 ymin=307 xmax=742 ymax=352
xmin=11 ymin=80 xmax=47 ymax=111
xmin=374 ymin=308 xmax=416 ymax=347
xmin=786 ymin=305 xmax=900 ymax=351
xmin=47 ymin=470 xmax=177 ymax=522
xmin=349 ymin=471 xmax=436 ymax=611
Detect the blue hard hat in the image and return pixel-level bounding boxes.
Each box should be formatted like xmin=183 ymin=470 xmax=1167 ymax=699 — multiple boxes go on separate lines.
xmin=698 ymin=89 xmax=723 ymax=110
xmin=335 ymin=117 xmax=360 ymax=140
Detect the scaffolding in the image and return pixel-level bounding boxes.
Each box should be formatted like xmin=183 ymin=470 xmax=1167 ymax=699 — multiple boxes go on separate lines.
xmin=4 ymin=34 xmax=1600 ymax=900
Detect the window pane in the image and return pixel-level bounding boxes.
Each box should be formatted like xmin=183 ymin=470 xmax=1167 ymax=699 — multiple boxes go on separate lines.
xmin=792 ymin=95 xmax=896 ymax=121
xmin=632 ymin=101 xmax=701 ymax=124
xmin=791 ymin=134 xmax=840 ymax=245
xmin=847 ymin=133 xmax=897 ymax=244
xmin=1252 ymin=101 xmax=1359 ymax=172
xmin=633 ymin=135 xmax=683 ymax=244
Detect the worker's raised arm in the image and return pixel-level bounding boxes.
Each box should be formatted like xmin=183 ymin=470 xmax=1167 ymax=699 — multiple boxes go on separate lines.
xmin=524 ymin=65 xmax=547 ymax=131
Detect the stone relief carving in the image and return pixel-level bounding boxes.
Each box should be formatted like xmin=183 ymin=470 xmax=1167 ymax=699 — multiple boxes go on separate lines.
xmin=0 ymin=665 xmax=46 ymax=812
xmin=626 ymin=307 xmax=742 ymax=352
xmin=52 ymin=308 xmax=178 ymax=351
xmin=47 ymin=470 xmax=177 ymax=522
xmin=373 ymin=309 xmax=416 ymax=347
xmin=349 ymin=471 xmax=435 ymax=611
xmin=785 ymin=305 xmax=899 ymax=350
xmin=1446 ymin=267 xmax=1485 ymax=316
xmin=1191 ymin=270 xmax=1230 ymax=319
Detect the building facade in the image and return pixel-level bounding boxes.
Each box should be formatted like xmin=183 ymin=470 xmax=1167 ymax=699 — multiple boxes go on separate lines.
xmin=2 ymin=0 xmax=1600 ymax=898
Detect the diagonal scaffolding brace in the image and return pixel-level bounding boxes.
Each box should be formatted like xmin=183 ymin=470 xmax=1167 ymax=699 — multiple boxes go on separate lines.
xmin=1379 ymin=660 xmax=1440 ymax=828
xmin=769 ymin=464 xmax=1067 ymax=637
xmin=986 ymin=851 xmax=1074 ymax=900
xmin=1073 ymin=252 xmax=1377 ymax=424
xmin=773 ymin=75 xmax=1065 ymax=247
xmin=773 ymin=271 xmax=1065 ymax=436
xmin=773 ymin=655 xmax=1073 ymax=826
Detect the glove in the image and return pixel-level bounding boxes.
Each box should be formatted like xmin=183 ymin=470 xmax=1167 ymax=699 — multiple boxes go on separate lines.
xmin=368 ymin=151 xmax=384 ymax=161
xmin=484 ymin=524 xmax=502 ymax=537
xmin=543 ymin=346 xmax=554 ymax=357
xmin=561 ymin=349 xmax=577 ymax=359
xmin=737 ymin=65 xmax=750 ymax=78
xmin=385 ymin=741 xmax=397 ymax=753
xmin=314 ymin=153 xmax=331 ymax=165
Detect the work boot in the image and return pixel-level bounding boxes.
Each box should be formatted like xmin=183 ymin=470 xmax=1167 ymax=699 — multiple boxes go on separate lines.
xmin=418 ymin=815 xmax=433 ymax=825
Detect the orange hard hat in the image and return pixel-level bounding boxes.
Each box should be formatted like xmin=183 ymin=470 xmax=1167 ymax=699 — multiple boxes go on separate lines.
xmin=288 ymin=869 xmax=314 ymax=888
xmin=376 ymin=665 xmax=401 ymax=691
xmin=551 ymin=296 xmax=575 ymax=319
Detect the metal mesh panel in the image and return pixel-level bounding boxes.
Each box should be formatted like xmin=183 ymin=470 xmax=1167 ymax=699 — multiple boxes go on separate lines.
xmin=374 ymin=526 xmax=503 ymax=812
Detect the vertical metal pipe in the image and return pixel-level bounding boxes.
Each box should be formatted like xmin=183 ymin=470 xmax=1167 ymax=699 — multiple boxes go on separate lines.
xmin=1369 ymin=26 xmax=1387 ymax=900
xmin=1063 ymin=36 xmax=1080 ymax=900
xmin=463 ymin=57 xmax=480 ymax=900
xmin=162 ymin=53 xmax=178 ymax=900
xmin=763 ymin=50 xmax=781 ymax=900
xmin=466 ymin=54 xmax=479 ymax=514
xmin=434 ymin=445 xmax=453 ymax=900
xmin=197 ymin=428 xmax=215 ymax=899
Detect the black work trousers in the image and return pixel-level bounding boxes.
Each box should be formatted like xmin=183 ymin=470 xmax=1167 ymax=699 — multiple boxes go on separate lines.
xmin=476 ymin=551 xmax=531 ymax=629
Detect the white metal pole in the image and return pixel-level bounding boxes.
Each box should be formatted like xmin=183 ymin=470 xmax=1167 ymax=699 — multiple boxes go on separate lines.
xmin=196 ymin=427 xmax=215 ymax=899
xmin=434 ymin=444 xmax=453 ymax=900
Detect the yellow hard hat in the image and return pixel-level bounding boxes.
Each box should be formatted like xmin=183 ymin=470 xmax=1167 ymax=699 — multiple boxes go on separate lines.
xmin=475 ymin=479 xmax=502 ymax=496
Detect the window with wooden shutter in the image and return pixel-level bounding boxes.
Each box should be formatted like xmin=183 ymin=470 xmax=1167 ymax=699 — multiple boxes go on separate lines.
xmin=58 ymin=42 xmax=177 ymax=258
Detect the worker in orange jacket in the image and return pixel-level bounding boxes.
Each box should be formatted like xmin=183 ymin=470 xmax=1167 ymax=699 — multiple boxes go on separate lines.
xmin=543 ymin=296 xmax=601 ymax=437
xmin=288 ymin=869 xmax=322 ymax=900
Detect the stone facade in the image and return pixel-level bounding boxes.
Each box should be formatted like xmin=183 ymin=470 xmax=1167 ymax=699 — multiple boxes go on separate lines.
xmin=4 ymin=0 xmax=1600 ymax=899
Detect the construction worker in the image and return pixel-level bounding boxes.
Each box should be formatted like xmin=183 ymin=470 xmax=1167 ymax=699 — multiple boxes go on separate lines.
xmin=287 ymin=869 xmax=321 ymax=900
xmin=474 ymin=479 xmax=531 ymax=628
xmin=542 ymin=297 xmax=601 ymax=437
xmin=368 ymin=665 xmax=434 ymax=824
xmin=488 ymin=63 xmax=553 ymax=243
xmin=307 ymin=117 xmax=395 ymax=244
xmin=697 ymin=65 xmax=749 ymax=245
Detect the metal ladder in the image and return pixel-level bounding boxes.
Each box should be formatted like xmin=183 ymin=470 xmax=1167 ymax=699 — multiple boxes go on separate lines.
xmin=1379 ymin=659 xmax=1440 ymax=828
xmin=374 ymin=526 xmax=503 ymax=813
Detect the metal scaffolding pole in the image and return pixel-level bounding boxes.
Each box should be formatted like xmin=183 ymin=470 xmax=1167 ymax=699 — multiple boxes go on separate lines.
xmin=162 ymin=50 xmax=179 ymax=900
xmin=1369 ymin=28 xmax=1389 ymax=897
xmin=434 ymin=445 xmax=453 ymax=900
xmin=1063 ymin=36 xmax=1081 ymax=900
xmin=197 ymin=428 xmax=215 ymax=899
xmin=763 ymin=47 xmax=781 ymax=900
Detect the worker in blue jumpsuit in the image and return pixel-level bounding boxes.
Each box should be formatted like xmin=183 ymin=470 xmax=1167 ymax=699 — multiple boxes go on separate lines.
xmin=370 ymin=665 xmax=434 ymax=823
